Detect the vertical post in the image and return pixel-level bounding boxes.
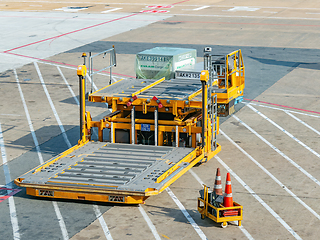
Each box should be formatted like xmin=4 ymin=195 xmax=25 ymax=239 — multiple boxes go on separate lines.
xmin=82 ymin=53 xmax=87 ymax=97
xmin=192 ymin=133 xmax=197 ymax=148
xmin=200 ymin=70 xmax=209 ymax=150
xmin=111 ymin=122 xmax=114 ymax=143
xmin=225 ymin=55 xmax=227 ymax=89
xmin=201 ymin=80 xmax=206 ymax=148
xmin=77 ymin=64 xmax=87 ymax=143
xmin=98 ymin=119 xmax=103 ymax=142
xmin=154 ymin=109 xmax=158 ymax=146
xmin=89 ymin=52 xmax=93 ymax=93
xmin=79 ymin=76 xmax=84 ymax=141
xmin=81 ymin=76 xmax=86 ymax=142
xmin=175 ymin=125 xmax=179 ymax=147
xmin=131 ymin=106 xmax=135 ymax=144
xmin=109 ymin=50 xmax=112 ymax=85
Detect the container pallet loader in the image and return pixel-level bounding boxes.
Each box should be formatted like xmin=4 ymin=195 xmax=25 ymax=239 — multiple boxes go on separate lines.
xmin=15 ymin=48 xmax=245 ymax=204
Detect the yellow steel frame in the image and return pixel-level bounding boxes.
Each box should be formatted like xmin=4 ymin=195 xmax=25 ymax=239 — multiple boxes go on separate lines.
xmin=15 ymin=62 xmax=226 ymax=205
xmin=131 ymin=77 xmax=165 ymax=97
xmin=197 ymin=185 xmax=243 ymax=227
xmin=14 ymin=144 xmax=220 ymax=204
xmin=215 ymin=49 xmax=245 ymax=104
xmin=16 ymin=182 xmax=149 ymax=204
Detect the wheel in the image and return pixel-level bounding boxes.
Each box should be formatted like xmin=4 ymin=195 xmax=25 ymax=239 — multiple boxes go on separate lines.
xmin=221 ymin=222 xmax=228 ymax=228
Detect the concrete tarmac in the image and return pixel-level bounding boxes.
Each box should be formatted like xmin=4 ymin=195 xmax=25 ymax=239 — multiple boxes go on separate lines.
xmin=0 ymin=1 xmax=320 ymax=239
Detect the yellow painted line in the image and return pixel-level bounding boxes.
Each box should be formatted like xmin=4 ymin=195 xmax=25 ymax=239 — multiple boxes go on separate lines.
xmin=162 ymin=234 xmax=170 ymax=239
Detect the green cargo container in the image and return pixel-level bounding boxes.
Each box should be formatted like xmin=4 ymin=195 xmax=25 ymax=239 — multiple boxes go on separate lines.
xmin=136 ymin=47 xmax=197 ymax=79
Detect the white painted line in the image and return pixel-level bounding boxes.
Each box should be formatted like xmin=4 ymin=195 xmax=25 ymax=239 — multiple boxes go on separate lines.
xmin=8 ymin=196 xmax=20 ymax=240
xmin=52 ymin=201 xmax=70 ymax=240
xmin=86 ymin=73 xmax=108 ymax=108
xmin=14 ymin=69 xmax=44 ymax=164
xmin=246 ymin=104 xmax=320 ymax=159
xmin=172 ymin=13 xmax=320 ymax=21
xmin=0 ymin=153 xmax=9 ymax=178
xmin=245 ymin=102 xmax=320 ymax=119
xmin=86 ymin=73 xmax=98 ymax=91
xmin=0 ymin=123 xmax=20 ymax=240
xmin=220 ymin=128 xmax=320 ymax=220
xmin=57 ymin=68 xmax=109 ymax=141
xmin=101 ymin=8 xmax=122 ymax=13
xmin=263 ymin=11 xmax=277 ymax=13
xmin=14 ymin=69 xmax=69 ymax=240
xmin=237 ymin=226 xmax=255 ymax=240
xmin=285 ymin=111 xmax=320 ymax=136
xmin=0 ymin=113 xmax=22 ymax=116
xmin=227 ymin=7 xmax=260 ymax=11
xmin=34 ymin=62 xmax=72 ymax=148
xmin=193 ymin=6 xmax=209 ymax=11
xmin=38 ymin=61 xmax=119 ymax=79
xmin=39 ymin=61 xmax=76 ymax=71
xmin=55 ymin=7 xmax=88 ymax=12
xmin=189 ymin=170 xmax=254 ymax=239
xmin=166 ymin=187 xmax=208 ymax=240
xmin=93 ymin=205 xmax=113 ymax=240
xmin=232 ymin=114 xmax=320 ymax=187
xmin=57 ymin=66 xmax=80 ymax=106
xmin=138 ymin=205 xmax=161 ymax=240
xmin=189 ymin=169 xmax=205 ymax=186
xmin=55 ymin=68 xmax=109 ymax=140
xmin=215 ymin=155 xmax=302 ymax=240
xmin=10 ymin=2 xmax=320 ymax=10
xmin=39 ymin=65 xmax=111 ymax=238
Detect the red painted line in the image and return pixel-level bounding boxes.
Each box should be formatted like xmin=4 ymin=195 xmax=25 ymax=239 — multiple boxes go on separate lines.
xmin=0 ymin=188 xmax=22 ymax=203
xmin=244 ymin=98 xmax=320 ymax=115
xmin=0 ymin=14 xmax=150 ymax=22
xmin=141 ymin=10 xmax=169 ymax=13
xmin=6 ymin=52 xmax=135 ymax=78
xmin=4 ymin=12 xmax=140 ymax=53
xmin=171 ymin=0 xmax=190 ymax=5
xmin=147 ymin=5 xmax=173 ymax=9
xmin=1 ymin=14 xmax=320 ymax=28
xmin=3 ymin=0 xmax=189 ymax=53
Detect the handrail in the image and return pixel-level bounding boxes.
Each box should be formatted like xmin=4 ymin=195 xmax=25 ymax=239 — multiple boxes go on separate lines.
xmin=88 ymin=45 xmax=117 ymax=93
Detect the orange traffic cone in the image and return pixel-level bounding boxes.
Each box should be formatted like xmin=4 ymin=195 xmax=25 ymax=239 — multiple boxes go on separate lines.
xmin=214 ymin=168 xmax=223 ymax=196
xmin=223 ymin=172 xmax=233 ymax=207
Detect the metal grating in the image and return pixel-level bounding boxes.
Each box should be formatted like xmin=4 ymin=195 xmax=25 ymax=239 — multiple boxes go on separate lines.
xmin=90 ymin=78 xmax=202 ymax=101
xmin=20 ymin=142 xmax=196 ymax=193
xmin=48 ymin=143 xmax=171 ymax=186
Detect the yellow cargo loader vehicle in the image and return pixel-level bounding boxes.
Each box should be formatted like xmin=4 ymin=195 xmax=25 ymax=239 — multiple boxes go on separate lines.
xmin=15 ymin=48 xmax=244 ymax=204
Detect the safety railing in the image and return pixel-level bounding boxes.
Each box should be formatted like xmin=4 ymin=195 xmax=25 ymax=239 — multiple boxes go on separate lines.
xmin=226 ymin=49 xmax=245 ymax=88
xmin=204 ymin=49 xmax=244 ymax=90
xmin=88 ymin=45 xmax=116 ymax=93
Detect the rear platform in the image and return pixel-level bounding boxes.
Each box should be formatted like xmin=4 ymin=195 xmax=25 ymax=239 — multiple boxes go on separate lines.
xmin=15 ymin=142 xmax=201 ymax=204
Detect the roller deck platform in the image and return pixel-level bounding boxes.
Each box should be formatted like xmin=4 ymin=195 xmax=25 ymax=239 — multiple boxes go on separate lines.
xmin=89 ymin=77 xmax=203 ymax=102
xmin=89 ymin=77 xmax=237 ymax=109
xmin=15 ymin=142 xmax=199 ymax=204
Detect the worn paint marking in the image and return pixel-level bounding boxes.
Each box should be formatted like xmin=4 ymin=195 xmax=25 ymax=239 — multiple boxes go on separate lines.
xmin=0 ymin=188 xmax=22 ymax=203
